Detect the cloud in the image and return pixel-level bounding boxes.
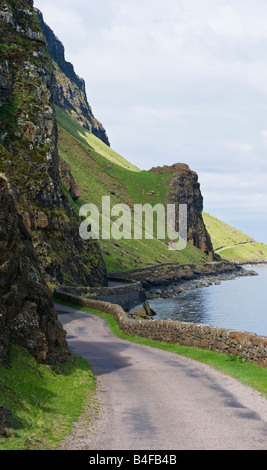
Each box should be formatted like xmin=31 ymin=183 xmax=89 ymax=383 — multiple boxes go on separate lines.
xmin=226 ymin=142 xmax=254 ymax=153
xmin=34 ymin=0 xmax=267 ymax=242
xmin=199 ymin=170 xmax=267 ymax=242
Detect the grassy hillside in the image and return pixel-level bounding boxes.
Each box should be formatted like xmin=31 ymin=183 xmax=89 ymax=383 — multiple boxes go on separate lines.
xmin=56 ymin=107 xmax=211 ymax=273
xmin=56 ymin=107 xmax=267 ymax=270
xmin=203 ymin=213 xmax=255 ymax=251
xmin=203 ymin=213 xmax=267 ymax=264
xmin=215 ymin=242 xmax=267 ymax=264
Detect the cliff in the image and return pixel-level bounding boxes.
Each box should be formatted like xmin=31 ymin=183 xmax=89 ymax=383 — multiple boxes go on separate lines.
xmin=35 ymin=9 xmax=110 ymax=147
xmin=0 ymin=175 xmax=68 ymax=366
xmin=150 ymin=163 xmax=216 ymax=258
xmin=0 ymin=0 xmax=108 ymax=288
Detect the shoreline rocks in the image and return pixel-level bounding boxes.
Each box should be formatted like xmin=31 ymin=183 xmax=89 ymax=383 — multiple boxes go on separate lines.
xmin=145 ymin=266 xmax=258 ymax=300
xmin=110 ymin=261 xmax=258 ymax=302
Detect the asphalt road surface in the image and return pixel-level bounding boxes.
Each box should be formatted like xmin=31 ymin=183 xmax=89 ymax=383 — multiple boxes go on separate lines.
xmin=55 ymin=303 xmax=267 ymax=450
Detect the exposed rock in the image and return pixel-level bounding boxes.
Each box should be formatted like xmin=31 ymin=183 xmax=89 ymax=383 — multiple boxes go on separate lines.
xmin=0 ymin=175 xmax=68 ymax=366
xmin=59 ymin=159 xmax=81 ymax=201
xmin=36 ymin=211 xmax=49 ymax=229
xmin=101 ymin=246 xmax=110 ymax=256
xmin=0 ymin=0 xmax=108 ymax=288
xmin=35 ymin=8 xmax=110 ymax=147
xmin=0 ymin=60 xmax=11 ymax=107
xmin=109 ymin=261 xmax=242 ymax=287
xmin=0 ymin=407 xmax=12 ymax=438
xmin=150 ymin=163 xmax=217 ymax=258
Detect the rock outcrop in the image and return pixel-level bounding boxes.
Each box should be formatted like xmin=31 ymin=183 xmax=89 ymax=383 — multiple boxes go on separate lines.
xmin=150 ymin=163 xmax=216 ymax=258
xmin=0 ymin=175 xmax=68 ymax=366
xmin=59 ymin=160 xmax=81 ymax=201
xmin=0 ymin=0 xmax=108 ymax=288
xmin=35 ymin=8 xmax=110 ymax=147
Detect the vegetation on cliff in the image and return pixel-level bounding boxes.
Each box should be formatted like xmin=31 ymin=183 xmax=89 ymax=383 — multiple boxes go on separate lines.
xmin=0 ymin=0 xmax=107 ymax=288
xmin=56 ymin=107 xmax=213 ymax=273
xmin=36 ymin=8 xmax=110 ymax=147
xmin=56 ymin=102 xmax=267 ymax=270
xmin=0 ymin=176 xmax=68 ymax=366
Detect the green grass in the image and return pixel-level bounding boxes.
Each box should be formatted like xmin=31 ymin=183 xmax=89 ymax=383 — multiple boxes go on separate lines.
xmin=0 ymin=345 xmax=96 ymax=450
xmin=56 ymin=107 xmax=212 ymax=272
xmin=56 ymin=107 xmax=267 ymax=269
xmin=2 ymin=298 xmax=265 ymax=450
xmin=203 ymin=213 xmax=267 ymax=263
xmin=54 ymin=299 xmax=267 ymax=398
xmin=218 ymin=242 xmax=267 ymax=264
xmin=203 ymin=212 xmax=255 ymax=251
xmin=55 ymin=105 xmax=140 ymax=173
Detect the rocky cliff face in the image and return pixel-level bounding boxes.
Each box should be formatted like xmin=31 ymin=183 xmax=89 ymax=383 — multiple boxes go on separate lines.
xmin=0 ymin=175 xmax=68 ymax=366
xmin=0 ymin=0 xmax=108 ymax=288
xmin=36 ymin=9 xmax=110 ymax=147
xmin=150 ymin=164 xmax=216 ymax=258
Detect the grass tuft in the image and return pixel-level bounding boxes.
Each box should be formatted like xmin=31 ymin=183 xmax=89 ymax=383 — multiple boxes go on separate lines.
xmin=0 ymin=345 xmax=96 ymax=450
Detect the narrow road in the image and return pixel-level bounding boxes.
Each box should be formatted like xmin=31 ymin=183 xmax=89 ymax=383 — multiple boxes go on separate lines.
xmin=55 ymin=303 xmax=267 ymax=450
xmin=215 ymin=242 xmax=258 ymax=253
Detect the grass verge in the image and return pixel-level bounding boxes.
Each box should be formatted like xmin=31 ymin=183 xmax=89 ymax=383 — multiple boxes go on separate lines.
xmin=2 ymin=298 xmax=265 ymax=450
xmin=0 ymin=345 xmax=96 ymax=450
xmin=54 ymin=298 xmax=267 ymax=398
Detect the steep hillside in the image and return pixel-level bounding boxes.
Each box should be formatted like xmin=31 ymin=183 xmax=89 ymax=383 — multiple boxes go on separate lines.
xmin=203 ymin=213 xmax=267 ymax=264
xmin=203 ymin=213 xmax=255 ymax=251
xmin=36 ymin=8 xmax=110 ymax=146
xmin=56 ymin=103 xmax=267 ymax=269
xmin=0 ymin=0 xmax=107 ymax=288
xmin=56 ymin=107 xmax=214 ymax=273
xmin=32 ymin=7 xmax=216 ymax=273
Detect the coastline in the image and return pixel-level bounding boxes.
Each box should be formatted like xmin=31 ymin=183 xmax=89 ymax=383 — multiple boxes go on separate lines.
xmin=54 ymin=262 xmax=267 ymax=365
xmin=146 ymin=269 xmax=256 ymax=300
xmin=55 ymin=261 xmax=264 ymax=318
xmin=110 ymin=261 xmax=259 ymax=302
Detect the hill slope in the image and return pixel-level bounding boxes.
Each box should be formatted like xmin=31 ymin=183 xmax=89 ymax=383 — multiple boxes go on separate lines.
xmin=56 ymin=108 xmax=267 ymax=269
xmin=203 ymin=213 xmax=267 ymax=264
xmin=36 ymin=8 xmax=110 ymax=147
xmin=203 ymin=213 xmax=255 ymax=251
xmin=56 ymin=107 xmax=213 ymax=273
xmin=37 ymin=7 xmax=267 ymax=271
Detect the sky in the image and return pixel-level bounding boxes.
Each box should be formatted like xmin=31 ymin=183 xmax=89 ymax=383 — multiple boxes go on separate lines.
xmin=34 ymin=0 xmax=267 ymax=244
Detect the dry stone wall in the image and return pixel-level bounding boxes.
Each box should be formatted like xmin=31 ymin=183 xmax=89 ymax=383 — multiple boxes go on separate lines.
xmin=55 ymin=290 xmax=267 ymax=368
xmin=55 ymin=281 xmax=147 ymax=312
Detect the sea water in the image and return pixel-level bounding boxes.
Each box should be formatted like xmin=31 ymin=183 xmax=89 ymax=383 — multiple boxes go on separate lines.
xmin=149 ymin=265 xmax=267 ymax=336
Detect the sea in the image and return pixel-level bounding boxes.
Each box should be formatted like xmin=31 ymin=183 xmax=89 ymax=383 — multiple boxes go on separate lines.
xmin=149 ymin=264 xmax=267 ymax=337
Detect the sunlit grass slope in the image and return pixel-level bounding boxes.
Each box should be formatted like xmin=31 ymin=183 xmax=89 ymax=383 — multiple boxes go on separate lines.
xmin=203 ymin=213 xmax=255 ymax=251
xmin=56 ymin=107 xmax=211 ymax=273
xmin=55 ymin=106 xmax=140 ymax=173
xmin=217 ymin=243 xmax=267 ymax=264
xmin=203 ymin=213 xmax=267 ymax=263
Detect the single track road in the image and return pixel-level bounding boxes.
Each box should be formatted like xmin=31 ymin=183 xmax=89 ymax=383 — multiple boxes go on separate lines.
xmin=55 ymin=303 xmax=267 ymax=450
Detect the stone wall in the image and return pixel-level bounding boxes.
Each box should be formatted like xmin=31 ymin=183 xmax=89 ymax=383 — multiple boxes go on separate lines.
xmin=54 ymin=290 xmax=267 ymax=368
xmin=55 ymin=280 xmax=147 ymax=312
